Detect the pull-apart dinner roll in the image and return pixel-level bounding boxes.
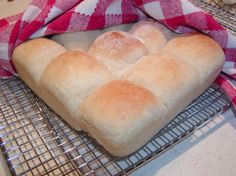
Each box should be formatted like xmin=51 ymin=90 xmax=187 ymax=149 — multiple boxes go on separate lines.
xmin=40 ymin=51 xmax=114 ymax=130
xmin=51 ymin=23 xmax=133 ymax=51
xmin=162 ymin=33 xmax=225 ymax=92
xmin=129 ymin=19 xmax=174 ymax=54
xmin=123 ymin=54 xmax=200 ymax=121
xmin=77 ymin=80 xmax=167 ymax=156
xmin=88 ymin=31 xmax=147 ymax=76
xmin=12 ymin=38 xmax=66 ymax=94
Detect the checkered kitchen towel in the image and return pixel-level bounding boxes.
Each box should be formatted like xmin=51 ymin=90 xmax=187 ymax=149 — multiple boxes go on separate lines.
xmin=0 ymin=0 xmax=236 ymax=107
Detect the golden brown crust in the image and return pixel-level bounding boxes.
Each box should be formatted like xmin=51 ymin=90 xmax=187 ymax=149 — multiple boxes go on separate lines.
xmin=78 ymin=80 xmax=167 ymax=156
xmin=162 ymin=33 xmax=225 ymax=84
xmin=12 ymin=38 xmax=66 ymax=86
xmin=129 ymin=19 xmax=174 ymax=54
xmin=89 ymin=31 xmax=146 ymax=62
xmin=81 ymin=80 xmax=156 ymax=119
xmin=51 ymin=23 xmax=133 ymax=51
xmin=123 ymin=53 xmax=200 ymax=112
xmin=88 ymin=31 xmax=147 ymax=75
xmin=40 ymin=50 xmax=113 ymax=121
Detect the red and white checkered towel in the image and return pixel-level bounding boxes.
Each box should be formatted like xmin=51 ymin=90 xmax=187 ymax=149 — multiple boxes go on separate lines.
xmin=0 ymin=0 xmax=236 ymax=108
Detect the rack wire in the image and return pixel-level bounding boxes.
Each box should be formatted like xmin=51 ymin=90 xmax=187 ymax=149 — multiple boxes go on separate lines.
xmin=0 ymin=75 xmax=232 ymax=176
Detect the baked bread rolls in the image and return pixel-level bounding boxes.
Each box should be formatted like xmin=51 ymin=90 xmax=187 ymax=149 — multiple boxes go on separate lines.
xmin=51 ymin=23 xmax=133 ymax=51
xmin=88 ymin=31 xmax=147 ymax=76
xmin=123 ymin=54 xmax=200 ymax=121
xmin=129 ymin=19 xmax=174 ymax=54
xmin=12 ymin=38 xmax=66 ymax=96
xmin=78 ymin=80 xmax=166 ymax=156
xmin=40 ymin=51 xmax=114 ymax=130
xmin=162 ymin=33 xmax=225 ymax=93
xmin=12 ymin=19 xmax=225 ymax=156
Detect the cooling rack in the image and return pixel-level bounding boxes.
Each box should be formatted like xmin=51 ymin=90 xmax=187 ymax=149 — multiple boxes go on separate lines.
xmin=0 ymin=76 xmax=232 ymax=176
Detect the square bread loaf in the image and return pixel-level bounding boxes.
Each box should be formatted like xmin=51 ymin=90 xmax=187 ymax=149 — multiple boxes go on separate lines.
xmin=12 ymin=19 xmax=224 ymax=156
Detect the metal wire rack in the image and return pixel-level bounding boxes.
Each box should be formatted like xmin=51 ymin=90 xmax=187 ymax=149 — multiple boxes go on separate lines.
xmin=0 ymin=76 xmax=232 ymax=176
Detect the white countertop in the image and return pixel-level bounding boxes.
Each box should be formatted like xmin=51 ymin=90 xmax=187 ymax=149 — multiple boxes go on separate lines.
xmin=0 ymin=1 xmax=236 ymax=175
xmin=131 ymin=109 xmax=236 ymax=176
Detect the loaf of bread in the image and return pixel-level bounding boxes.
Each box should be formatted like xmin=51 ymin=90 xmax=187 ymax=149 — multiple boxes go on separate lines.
xmin=12 ymin=19 xmax=225 ymax=156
